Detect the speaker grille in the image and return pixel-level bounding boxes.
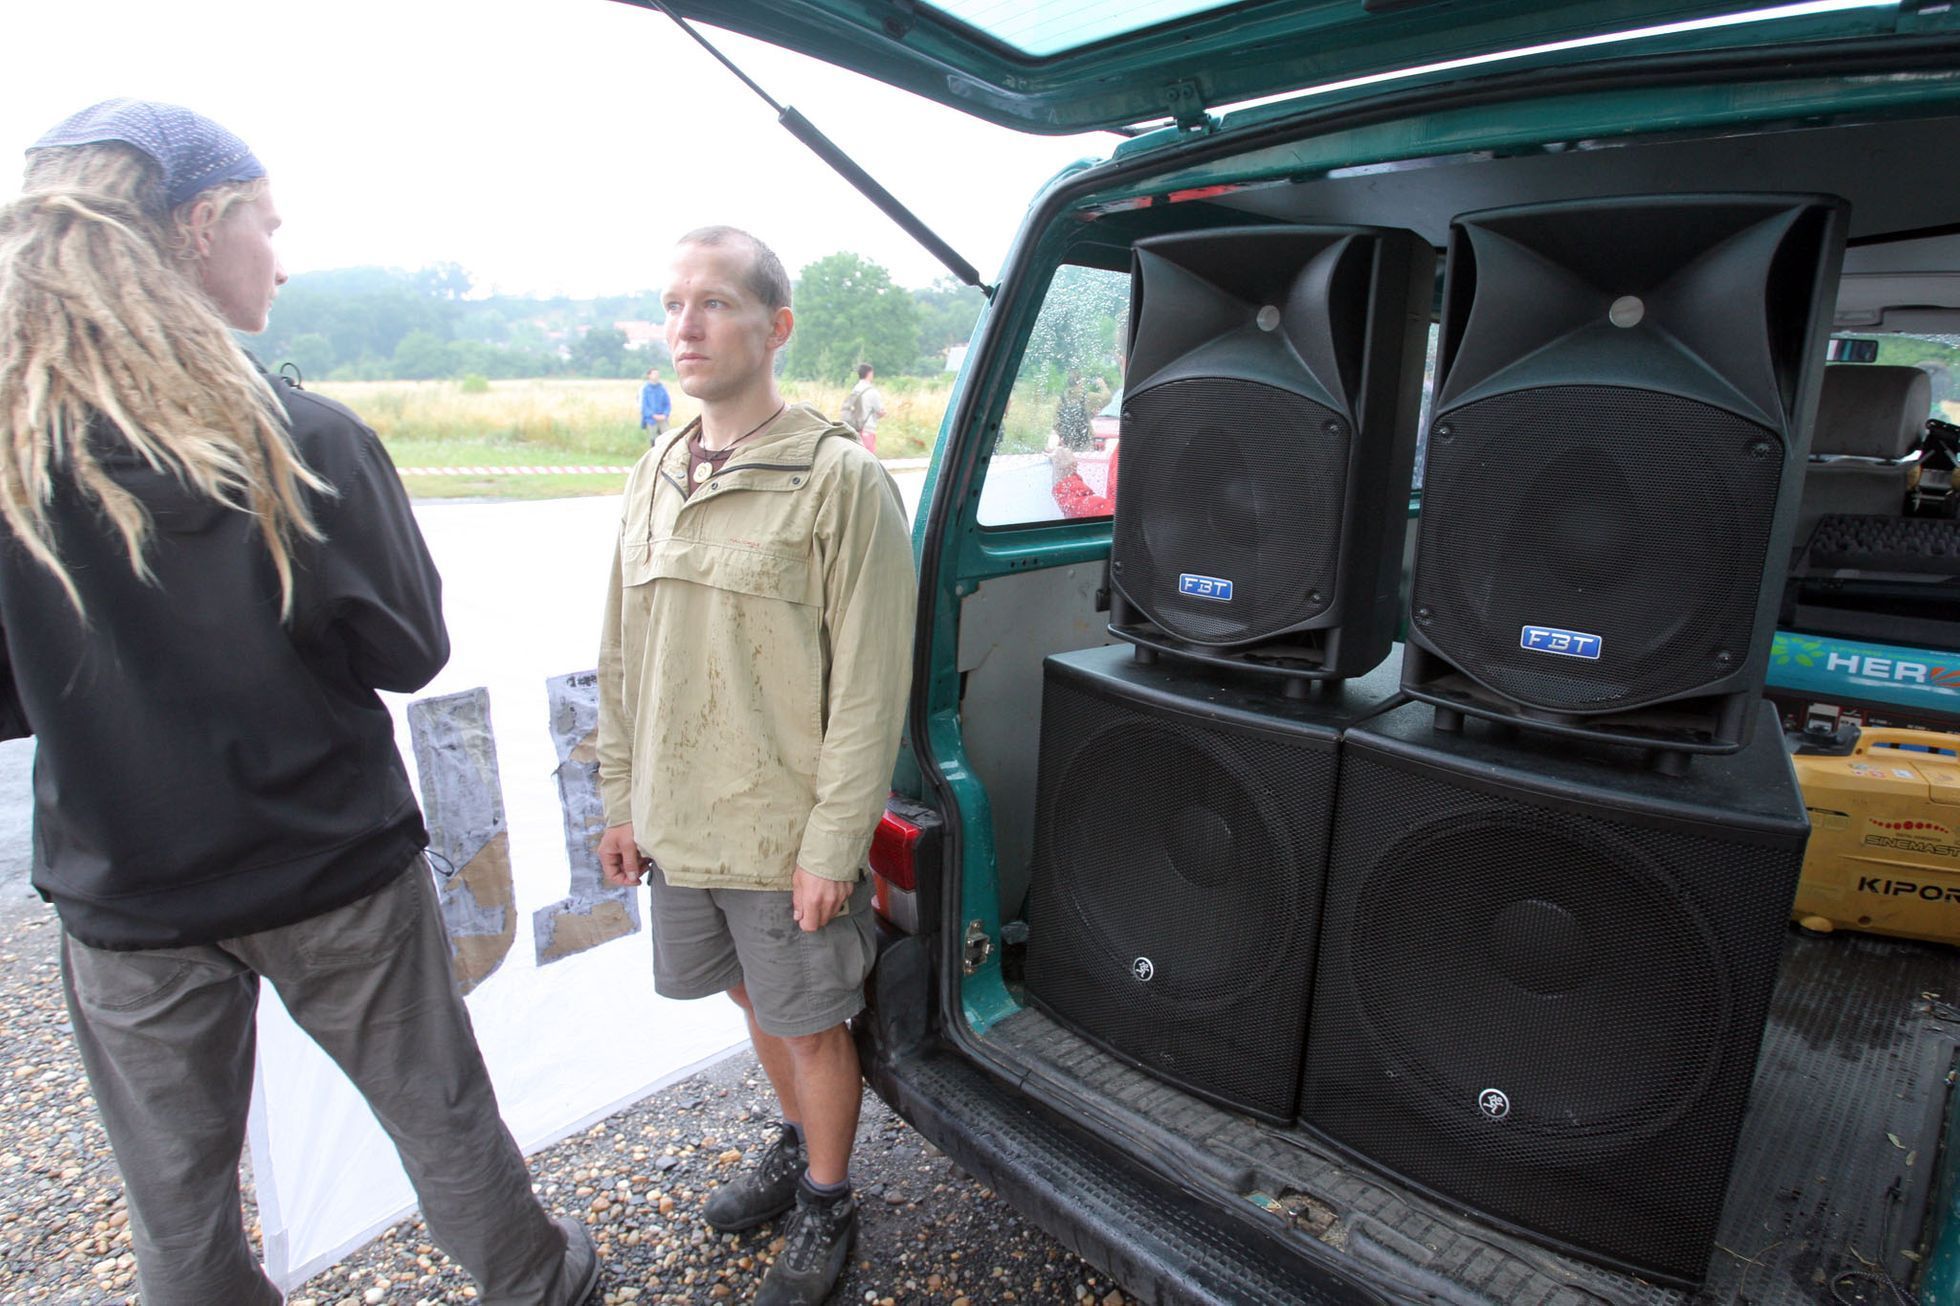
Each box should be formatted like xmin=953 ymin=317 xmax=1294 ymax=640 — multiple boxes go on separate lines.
xmin=1302 ymin=746 xmax=1800 ymax=1283
xmin=1413 ymin=386 xmax=1782 ymax=712
xmin=1025 ymin=664 xmax=1337 ymax=1121
xmin=1115 ymin=377 xmax=1347 ymax=645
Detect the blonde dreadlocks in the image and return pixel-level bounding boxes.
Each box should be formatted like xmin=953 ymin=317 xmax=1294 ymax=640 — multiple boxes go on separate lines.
xmin=0 ymin=141 xmax=325 ymax=617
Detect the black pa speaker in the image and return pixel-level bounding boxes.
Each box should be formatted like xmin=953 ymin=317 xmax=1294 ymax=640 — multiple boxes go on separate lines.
xmin=1108 ymin=225 xmax=1435 ymax=681
xmin=1300 ymin=702 xmax=1808 ymax=1286
xmin=1404 ymin=193 xmax=1849 ymax=754
xmin=1024 ymin=644 xmax=1401 ymax=1122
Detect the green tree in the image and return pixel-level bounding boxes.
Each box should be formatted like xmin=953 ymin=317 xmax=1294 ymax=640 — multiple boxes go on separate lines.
xmin=1022 ymin=264 xmax=1127 ymax=392
xmin=256 ymin=264 xmax=677 ymax=381
xmin=392 ymin=330 xmax=458 ymax=380
xmin=261 ymin=268 xmax=450 ymax=368
xmin=281 ymin=333 xmax=338 ymax=382
xmin=912 ymin=278 xmax=987 ymax=367
xmin=568 ymin=326 xmax=630 ymax=377
xmin=414 ymin=261 xmax=473 ymax=301
xmin=784 ymin=252 xmax=920 ymax=381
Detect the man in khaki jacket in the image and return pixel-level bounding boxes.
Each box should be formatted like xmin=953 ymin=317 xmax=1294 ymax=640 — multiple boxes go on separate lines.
xmin=596 ymin=226 xmax=914 ymax=1306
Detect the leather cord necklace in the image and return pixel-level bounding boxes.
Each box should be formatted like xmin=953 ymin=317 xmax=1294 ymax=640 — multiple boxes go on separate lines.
xmin=693 ymin=403 xmax=786 ymax=482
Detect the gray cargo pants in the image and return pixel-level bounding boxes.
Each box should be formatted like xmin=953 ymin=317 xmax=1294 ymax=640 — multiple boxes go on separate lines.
xmin=60 ymin=861 xmax=579 ymax=1306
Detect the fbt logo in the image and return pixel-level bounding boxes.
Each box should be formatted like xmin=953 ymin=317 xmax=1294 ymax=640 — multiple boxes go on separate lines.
xmin=1520 ymin=626 xmax=1602 ymax=660
xmin=1178 ymin=573 xmax=1233 ymax=602
xmin=1825 ymin=652 xmax=1960 ymax=686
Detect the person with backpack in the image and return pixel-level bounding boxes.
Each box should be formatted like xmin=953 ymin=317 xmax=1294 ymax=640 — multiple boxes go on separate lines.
xmin=841 ymin=362 xmax=886 ymax=454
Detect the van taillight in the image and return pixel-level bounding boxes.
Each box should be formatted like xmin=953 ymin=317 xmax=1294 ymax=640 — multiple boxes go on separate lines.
xmin=869 ymin=811 xmax=920 ymax=892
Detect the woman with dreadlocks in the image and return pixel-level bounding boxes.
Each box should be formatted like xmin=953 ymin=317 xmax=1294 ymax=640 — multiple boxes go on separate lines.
xmin=0 ymin=101 xmax=598 ymax=1305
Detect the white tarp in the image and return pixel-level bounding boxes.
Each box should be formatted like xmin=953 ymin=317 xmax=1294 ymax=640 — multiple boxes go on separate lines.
xmin=246 ymin=494 xmax=750 ymax=1289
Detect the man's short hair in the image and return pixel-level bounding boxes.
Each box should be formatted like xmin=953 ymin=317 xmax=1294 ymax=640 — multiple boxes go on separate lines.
xmin=677 ymin=225 xmax=791 ymax=311
xmin=857 ymin=363 xmax=874 ymax=379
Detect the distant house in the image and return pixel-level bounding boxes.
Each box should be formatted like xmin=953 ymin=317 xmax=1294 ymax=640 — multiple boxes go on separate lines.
xmin=943 ymin=343 xmax=968 ymax=373
xmin=616 ymin=320 xmax=665 ymax=351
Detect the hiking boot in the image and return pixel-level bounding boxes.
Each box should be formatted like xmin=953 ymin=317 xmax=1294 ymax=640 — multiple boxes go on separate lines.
xmin=551 ymin=1215 xmax=601 ymax=1305
xmin=755 ymin=1186 xmax=858 ymax=1306
xmin=702 ymin=1124 xmax=805 ymax=1232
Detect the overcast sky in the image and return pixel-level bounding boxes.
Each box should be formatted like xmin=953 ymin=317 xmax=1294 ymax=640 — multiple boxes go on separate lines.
xmin=0 ymin=0 xmax=1115 ymax=296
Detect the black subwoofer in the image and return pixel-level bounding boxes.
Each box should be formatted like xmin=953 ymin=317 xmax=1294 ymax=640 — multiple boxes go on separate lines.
xmin=1024 ymin=644 xmax=1401 ymax=1122
xmin=1404 ymin=193 xmax=1849 ymax=752
xmin=1300 ymin=702 xmax=1808 ymax=1286
xmin=1109 ymin=224 xmax=1434 ymax=680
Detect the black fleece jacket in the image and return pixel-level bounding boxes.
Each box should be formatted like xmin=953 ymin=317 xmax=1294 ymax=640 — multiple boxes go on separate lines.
xmin=0 ymin=375 xmax=447 ymax=949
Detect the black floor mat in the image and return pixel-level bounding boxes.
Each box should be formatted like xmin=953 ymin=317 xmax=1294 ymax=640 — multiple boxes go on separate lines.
xmin=986 ymin=929 xmax=1959 ymax=1304
xmin=1719 ymin=930 xmax=1956 ymax=1303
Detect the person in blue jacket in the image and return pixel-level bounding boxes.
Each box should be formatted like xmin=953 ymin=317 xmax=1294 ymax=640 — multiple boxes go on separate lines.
xmin=640 ymin=365 xmax=672 ymax=442
xmin=0 ymin=99 xmax=599 ymax=1306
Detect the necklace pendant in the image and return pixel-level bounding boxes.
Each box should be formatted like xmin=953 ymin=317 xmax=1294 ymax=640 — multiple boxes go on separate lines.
xmin=692 ymin=462 xmax=711 ymax=482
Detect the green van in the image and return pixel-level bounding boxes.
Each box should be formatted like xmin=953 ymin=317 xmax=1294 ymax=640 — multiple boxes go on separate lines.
xmin=654 ymin=4 xmax=1960 ymax=1301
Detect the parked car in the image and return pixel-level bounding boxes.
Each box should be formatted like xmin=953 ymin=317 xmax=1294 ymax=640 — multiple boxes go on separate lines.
xmin=661 ymin=4 xmax=1960 ymax=1302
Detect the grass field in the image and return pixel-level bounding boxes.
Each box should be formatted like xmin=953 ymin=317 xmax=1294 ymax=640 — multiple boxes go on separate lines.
xmin=316 ymin=376 xmax=954 ymax=500
xmin=314 ymin=374 xmax=1946 ymax=501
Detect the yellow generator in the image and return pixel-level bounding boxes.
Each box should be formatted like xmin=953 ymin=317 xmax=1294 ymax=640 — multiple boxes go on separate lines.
xmin=1791 ymin=726 xmax=1960 ymax=946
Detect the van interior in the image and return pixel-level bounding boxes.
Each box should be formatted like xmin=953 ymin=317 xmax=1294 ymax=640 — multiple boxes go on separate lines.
xmin=940 ymin=93 xmax=1960 ymax=1304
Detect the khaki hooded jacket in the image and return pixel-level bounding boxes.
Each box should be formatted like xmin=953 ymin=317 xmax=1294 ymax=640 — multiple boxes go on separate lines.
xmin=597 ymin=403 xmax=916 ymax=890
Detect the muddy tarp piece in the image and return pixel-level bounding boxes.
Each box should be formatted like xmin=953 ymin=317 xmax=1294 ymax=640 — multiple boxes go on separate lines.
xmin=533 ymin=669 xmax=642 ymax=964
xmin=407 ymin=687 xmax=515 ymax=994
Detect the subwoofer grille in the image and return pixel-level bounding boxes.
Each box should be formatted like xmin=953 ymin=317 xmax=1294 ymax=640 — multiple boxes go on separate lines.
xmin=1025 ymin=662 xmax=1337 ymax=1122
xmin=1414 ymin=387 xmax=1781 ymax=713
xmin=1302 ymin=745 xmax=1801 ymax=1283
xmin=1115 ymin=378 xmax=1347 ymax=644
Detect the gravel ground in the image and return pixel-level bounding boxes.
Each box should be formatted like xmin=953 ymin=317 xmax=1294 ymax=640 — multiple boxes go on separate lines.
xmin=286 ymin=1055 xmax=1137 ymax=1306
xmin=0 ymin=778 xmax=1135 ymax=1305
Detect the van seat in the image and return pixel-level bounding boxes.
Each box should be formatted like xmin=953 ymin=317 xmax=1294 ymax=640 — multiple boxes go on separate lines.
xmin=1782 ymin=364 xmax=1960 ymax=649
xmin=1791 ymin=364 xmax=1931 ymax=555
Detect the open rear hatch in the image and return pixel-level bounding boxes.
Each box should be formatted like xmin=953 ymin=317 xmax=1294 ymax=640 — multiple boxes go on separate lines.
xmin=633 ymin=0 xmax=1916 ymax=133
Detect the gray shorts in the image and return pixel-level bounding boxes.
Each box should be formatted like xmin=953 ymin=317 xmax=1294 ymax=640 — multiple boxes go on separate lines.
xmin=646 ymin=872 xmax=875 ymax=1038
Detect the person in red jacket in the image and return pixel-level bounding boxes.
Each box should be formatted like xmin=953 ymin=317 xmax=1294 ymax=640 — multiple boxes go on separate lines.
xmin=1049 ymin=443 xmax=1120 ymax=518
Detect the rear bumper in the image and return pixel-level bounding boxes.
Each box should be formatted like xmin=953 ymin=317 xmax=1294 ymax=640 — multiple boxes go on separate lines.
xmin=856 ymin=1029 xmax=1396 ymax=1306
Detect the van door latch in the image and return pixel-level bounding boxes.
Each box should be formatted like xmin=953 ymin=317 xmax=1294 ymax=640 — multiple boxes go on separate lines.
xmin=962 ymin=920 xmax=994 ymax=974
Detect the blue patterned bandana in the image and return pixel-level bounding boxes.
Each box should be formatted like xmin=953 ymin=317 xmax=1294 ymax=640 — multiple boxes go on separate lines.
xmin=30 ymin=99 xmax=264 ymax=208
